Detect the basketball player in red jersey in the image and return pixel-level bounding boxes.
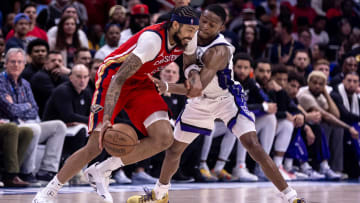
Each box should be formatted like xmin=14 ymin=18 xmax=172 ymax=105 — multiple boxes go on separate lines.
xmin=33 ymin=6 xmax=200 ymax=203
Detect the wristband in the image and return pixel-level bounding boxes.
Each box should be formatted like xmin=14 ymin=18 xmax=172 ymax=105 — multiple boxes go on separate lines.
xmin=184 ymin=64 xmax=201 ymax=79
xmin=262 ymin=102 xmax=269 ymax=112
xmin=164 ymin=81 xmax=169 ymax=92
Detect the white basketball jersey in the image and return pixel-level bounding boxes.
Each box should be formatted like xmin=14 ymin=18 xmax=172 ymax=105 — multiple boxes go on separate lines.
xmin=195 ymin=34 xmax=235 ymax=98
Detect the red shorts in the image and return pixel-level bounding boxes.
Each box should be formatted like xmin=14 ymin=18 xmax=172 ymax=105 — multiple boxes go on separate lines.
xmin=88 ymin=74 xmax=168 ymax=136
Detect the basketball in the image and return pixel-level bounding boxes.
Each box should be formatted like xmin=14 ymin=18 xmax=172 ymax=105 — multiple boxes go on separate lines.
xmin=103 ymin=123 xmax=138 ymax=157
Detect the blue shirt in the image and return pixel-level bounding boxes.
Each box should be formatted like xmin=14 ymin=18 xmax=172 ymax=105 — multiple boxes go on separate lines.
xmin=0 ymin=72 xmax=39 ymax=122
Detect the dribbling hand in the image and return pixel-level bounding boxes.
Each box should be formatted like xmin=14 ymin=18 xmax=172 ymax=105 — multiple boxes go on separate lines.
xmin=98 ymin=120 xmax=112 ymax=150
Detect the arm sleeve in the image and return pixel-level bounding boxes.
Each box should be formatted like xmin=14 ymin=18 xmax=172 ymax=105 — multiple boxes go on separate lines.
xmin=183 ymin=32 xmax=197 ymax=55
xmin=132 ymin=31 xmax=162 ymax=64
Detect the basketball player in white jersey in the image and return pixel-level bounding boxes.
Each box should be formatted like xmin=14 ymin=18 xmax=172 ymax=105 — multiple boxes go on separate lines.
xmin=127 ymin=4 xmax=306 ymax=203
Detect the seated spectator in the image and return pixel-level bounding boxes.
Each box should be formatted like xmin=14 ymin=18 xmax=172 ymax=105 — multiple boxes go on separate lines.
xmin=21 ymin=39 xmax=49 ymax=82
xmin=270 ymin=19 xmax=304 ymax=64
xmin=0 ymin=48 xmax=66 ymax=183
xmin=43 ymin=64 xmax=91 ymax=163
xmin=310 ymin=15 xmax=329 ymax=47
xmin=5 ymin=13 xmax=30 ymax=52
xmin=48 ymin=16 xmax=88 ymax=67
xmin=297 ymin=71 xmax=358 ymax=179
xmin=297 ymin=29 xmax=312 ymax=52
xmin=108 ymin=5 xmax=127 ymax=29
xmin=87 ymin=24 xmax=103 ymax=51
xmin=94 ymin=24 xmax=121 ymax=61
xmin=5 ymin=3 xmax=48 ymax=42
xmin=0 ymin=121 xmax=33 ymax=187
xmin=73 ymin=47 xmax=92 ymax=68
xmin=234 ymin=55 xmax=277 ymax=179
xmin=0 ymin=34 xmax=5 ymax=70
xmin=283 ymin=72 xmax=325 ymax=180
xmin=270 ymin=65 xmax=305 ymax=180
xmin=47 ymin=5 xmax=88 ymax=50
xmin=288 ymin=50 xmax=311 ymax=80
xmin=238 ymin=26 xmax=262 ymax=59
xmin=292 ymin=0 xmax=317 ymax=32
xmin=119 ymin=4 xmax=150 ymax=46
xmin=87 ymin=59 xmax=102 ymax=94
xmin=331 ymin=55 xmax=358 ymax=87
xmin=31 ymin=51 xmax=69 ymax=116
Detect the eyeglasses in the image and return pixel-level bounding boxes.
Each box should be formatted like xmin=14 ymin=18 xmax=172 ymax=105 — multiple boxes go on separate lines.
xmin=8 ymin=60 xmax=25 ymax=65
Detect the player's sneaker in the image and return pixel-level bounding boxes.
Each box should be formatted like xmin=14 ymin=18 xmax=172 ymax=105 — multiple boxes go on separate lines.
xmin=232 ymin=167 xmax=258 ymax=182
xmin=301 ymin=168 xmax=325 ymax=180
xmin=279 ymin=165 xmax=296 ymax=181
xmin=126 ymin=188 xmax=169 ymax=203
xmin=32 ymin=179 xmax=61 ymax=203
xmin=84 ymin=162 xmax=113 ymax=203
xmin=292 ymin=198 xmax=306 ymax=203
xmin=211 ymin=169 xmax=236 ymax=181
xmin=199 ymin=168 xmax=218 ymax=182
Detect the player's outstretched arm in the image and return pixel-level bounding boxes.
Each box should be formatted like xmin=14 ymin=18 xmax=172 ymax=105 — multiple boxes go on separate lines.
xmin=99 ymin=53 xmax=143 ymax=149
xmin=199 ymin=45 xmax=230 ymax=89
xmin=148 ymin=74 xmax=188 ymax=95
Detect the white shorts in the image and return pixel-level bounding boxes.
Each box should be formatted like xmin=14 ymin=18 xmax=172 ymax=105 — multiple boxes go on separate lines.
xmin=174 ymin=95 xmax=256 ymax=144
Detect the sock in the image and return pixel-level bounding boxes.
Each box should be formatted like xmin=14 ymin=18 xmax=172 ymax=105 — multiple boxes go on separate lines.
xmin=46 ymin=175 xmax=63 ymax=193
xmin=273 ymin=156 xmax=284 ymax=167
xmin=153 ymin=180 xmax=171 ymax=200
xmin=213 ymin=160 xmax=226 ymax=173
xmin=282 ymin=186 xmax=297 ymax=203
xmin=97 ymin=157 xmax=124 ymax=173
xmin=320 ymin=160 xmax=330 ymax=171
xmin=284 ymin=158 xmax=293 ymax=170
xmin=199 ymin=161 xmax=209 ymax=171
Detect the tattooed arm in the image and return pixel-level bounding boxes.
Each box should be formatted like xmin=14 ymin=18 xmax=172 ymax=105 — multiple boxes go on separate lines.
xmin=103 ymin=53 xmax=142 ymax=121
xmin=99 ymin=53 xmax=143 ymax=149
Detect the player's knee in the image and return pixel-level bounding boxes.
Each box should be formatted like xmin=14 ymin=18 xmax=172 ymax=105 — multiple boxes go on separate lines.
xmin=241 ymin=132 xmax=263 ymax=153
xmin=157 ymin=132 xmax=174 ymax=150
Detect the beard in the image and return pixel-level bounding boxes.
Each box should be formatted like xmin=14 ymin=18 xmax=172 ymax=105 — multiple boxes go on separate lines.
xmin=173 ymin=31 xmax=187 ymax=50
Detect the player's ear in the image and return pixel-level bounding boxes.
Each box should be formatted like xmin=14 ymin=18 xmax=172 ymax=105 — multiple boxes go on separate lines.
xmin=220 ymin=24 xmax=225 ymax=32
xmin=172 ymin=21 xmax=180 ymax=31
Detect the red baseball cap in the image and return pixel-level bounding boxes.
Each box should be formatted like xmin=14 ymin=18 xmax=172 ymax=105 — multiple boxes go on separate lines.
xmin=131 ymin=4 xmax=149 ymax=15
xmin=242 ymin=2 xmax=255 ymax=13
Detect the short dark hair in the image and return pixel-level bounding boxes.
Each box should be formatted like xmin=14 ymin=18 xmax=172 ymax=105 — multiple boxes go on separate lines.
xmin=279 ymin=19 xmax=292 ymax=34
xmin=104 ymin=23 xmax=121 ymax=33
xmin=294 ymin=49 xmax=310 ymax=58
xmin=164 ymin=6 xmax=200 ymax=29
xmin=21 ymin=2 xmax=37 ymax=13
xmin=344 ymin=71 xmax=359 ymax=79
xmin=233 ymin=52 xmax=253 ymax=67
xmin=288 ymin=71 xmax=304 ymax=86
xmin=75 ymin=47 xmax=90 ymax=58
xmin=254 ymin=58 xmax=270 ymax=70
xmin=205 ymin=4 xmax=227 ymax=23
xmin=314 ymin=15 xmax=327 ymax=24
xmin=272 ymin=64 xmax=288 ymax=76
xmin=48 ymin=50 xmax=62 ymax=56
xmin=27 ymin=39 xmax=49 ymax=55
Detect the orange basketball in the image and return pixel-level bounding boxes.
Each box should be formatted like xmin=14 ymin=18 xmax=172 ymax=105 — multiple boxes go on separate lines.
xmin=103 ymin=123 xmax=138 ymax=157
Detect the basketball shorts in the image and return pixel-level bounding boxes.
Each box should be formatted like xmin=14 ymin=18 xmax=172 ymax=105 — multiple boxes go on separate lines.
xmin=88 ymin=77 xmax=168 ymax=136
xmin=174 ymin=94 xmax=256 ymax=144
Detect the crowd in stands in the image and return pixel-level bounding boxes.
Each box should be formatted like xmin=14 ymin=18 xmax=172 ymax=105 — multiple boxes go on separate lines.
xmin=0 ymin=0 xmax=360 ymax=188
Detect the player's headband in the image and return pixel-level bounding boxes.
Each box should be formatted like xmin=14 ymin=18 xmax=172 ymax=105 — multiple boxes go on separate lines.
xmin=170 ymin=14 xmax=199 ymax=25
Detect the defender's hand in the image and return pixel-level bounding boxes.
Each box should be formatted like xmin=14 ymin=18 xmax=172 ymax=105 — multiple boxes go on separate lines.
xmin=185 ymin=71 xmax=202 ymax=98
xmin=148 ymin=74 xmax=167 ymax=94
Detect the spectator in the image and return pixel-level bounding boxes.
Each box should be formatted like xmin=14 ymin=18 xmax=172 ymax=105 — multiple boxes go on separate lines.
xmin=331 ymin=55 xmax=358 ymax=87
xmin=311 ymin=43 xmax=327 ymax=63
xmin=310 ymin=15 xmax=329 ymax=47
xmin=0 ymin=34 xmax=5 ymax=70
xmin=0 ymin=121 xmax=33 ymax=187
xmin=270 ymin=19 xmax=304 ymax=64
xmin=43 ymin=64 xmax=91 ymax=161
xmin=0 ymin=48 xmax=66 ymax=183
xmin=289 ymin=50 xmax=311 ymax=80
xmin=238 ymin=26 xmax=262 ymax=59
xmin=119 ymin=4 xmax=150 ymax=46
xmin=292 ymin=0 xmax=317 ymax=32
xmin=156 ymin=0 xmax=192 ymax=23
xmin=282 ymin=72 xmax=325 ymax=180
xmin=5 ymin=13 xmax=30 ymax=52
xmin=297 ymin=71 xmax=358 ymax=178
xmin=108 ymin=5 xmax=127 ymax=29
xmin=21 ymin=39 xmax=49 ymax=82
xmin=87 ymin=58 xmax=102 ymax=94
xmin=94 ymin=24 xmax=121 ymax=61
xmin=298 ymin=29 xmax=312 ymax=52
xmin=48 ymin=16 xmax=88 ymax=67
xmin=30 ymin=51 xmax=69 ymax=116
xmin=77 ymin=0 xmax=115 ymax=28
xmin=5 ymin=3 xmax=48 ymax=42
xmin=46 ymin=5 xmax=88 ymax=53
xmin=37 ymin=0 xmax=71 ymax=30
xmin=2 ymin=13 xmax=16 ymax=37
xmin=87 ymin=24 xmax=103 ymax=51
xmin=73 ymin=47 xmax=92 ymax=68
xmin=234 ymin=55 xmax=277 ymax=179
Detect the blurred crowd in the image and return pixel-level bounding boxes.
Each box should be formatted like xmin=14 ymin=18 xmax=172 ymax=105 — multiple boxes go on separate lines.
xmin=1 ymin=0 xmax=360 ymax=188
